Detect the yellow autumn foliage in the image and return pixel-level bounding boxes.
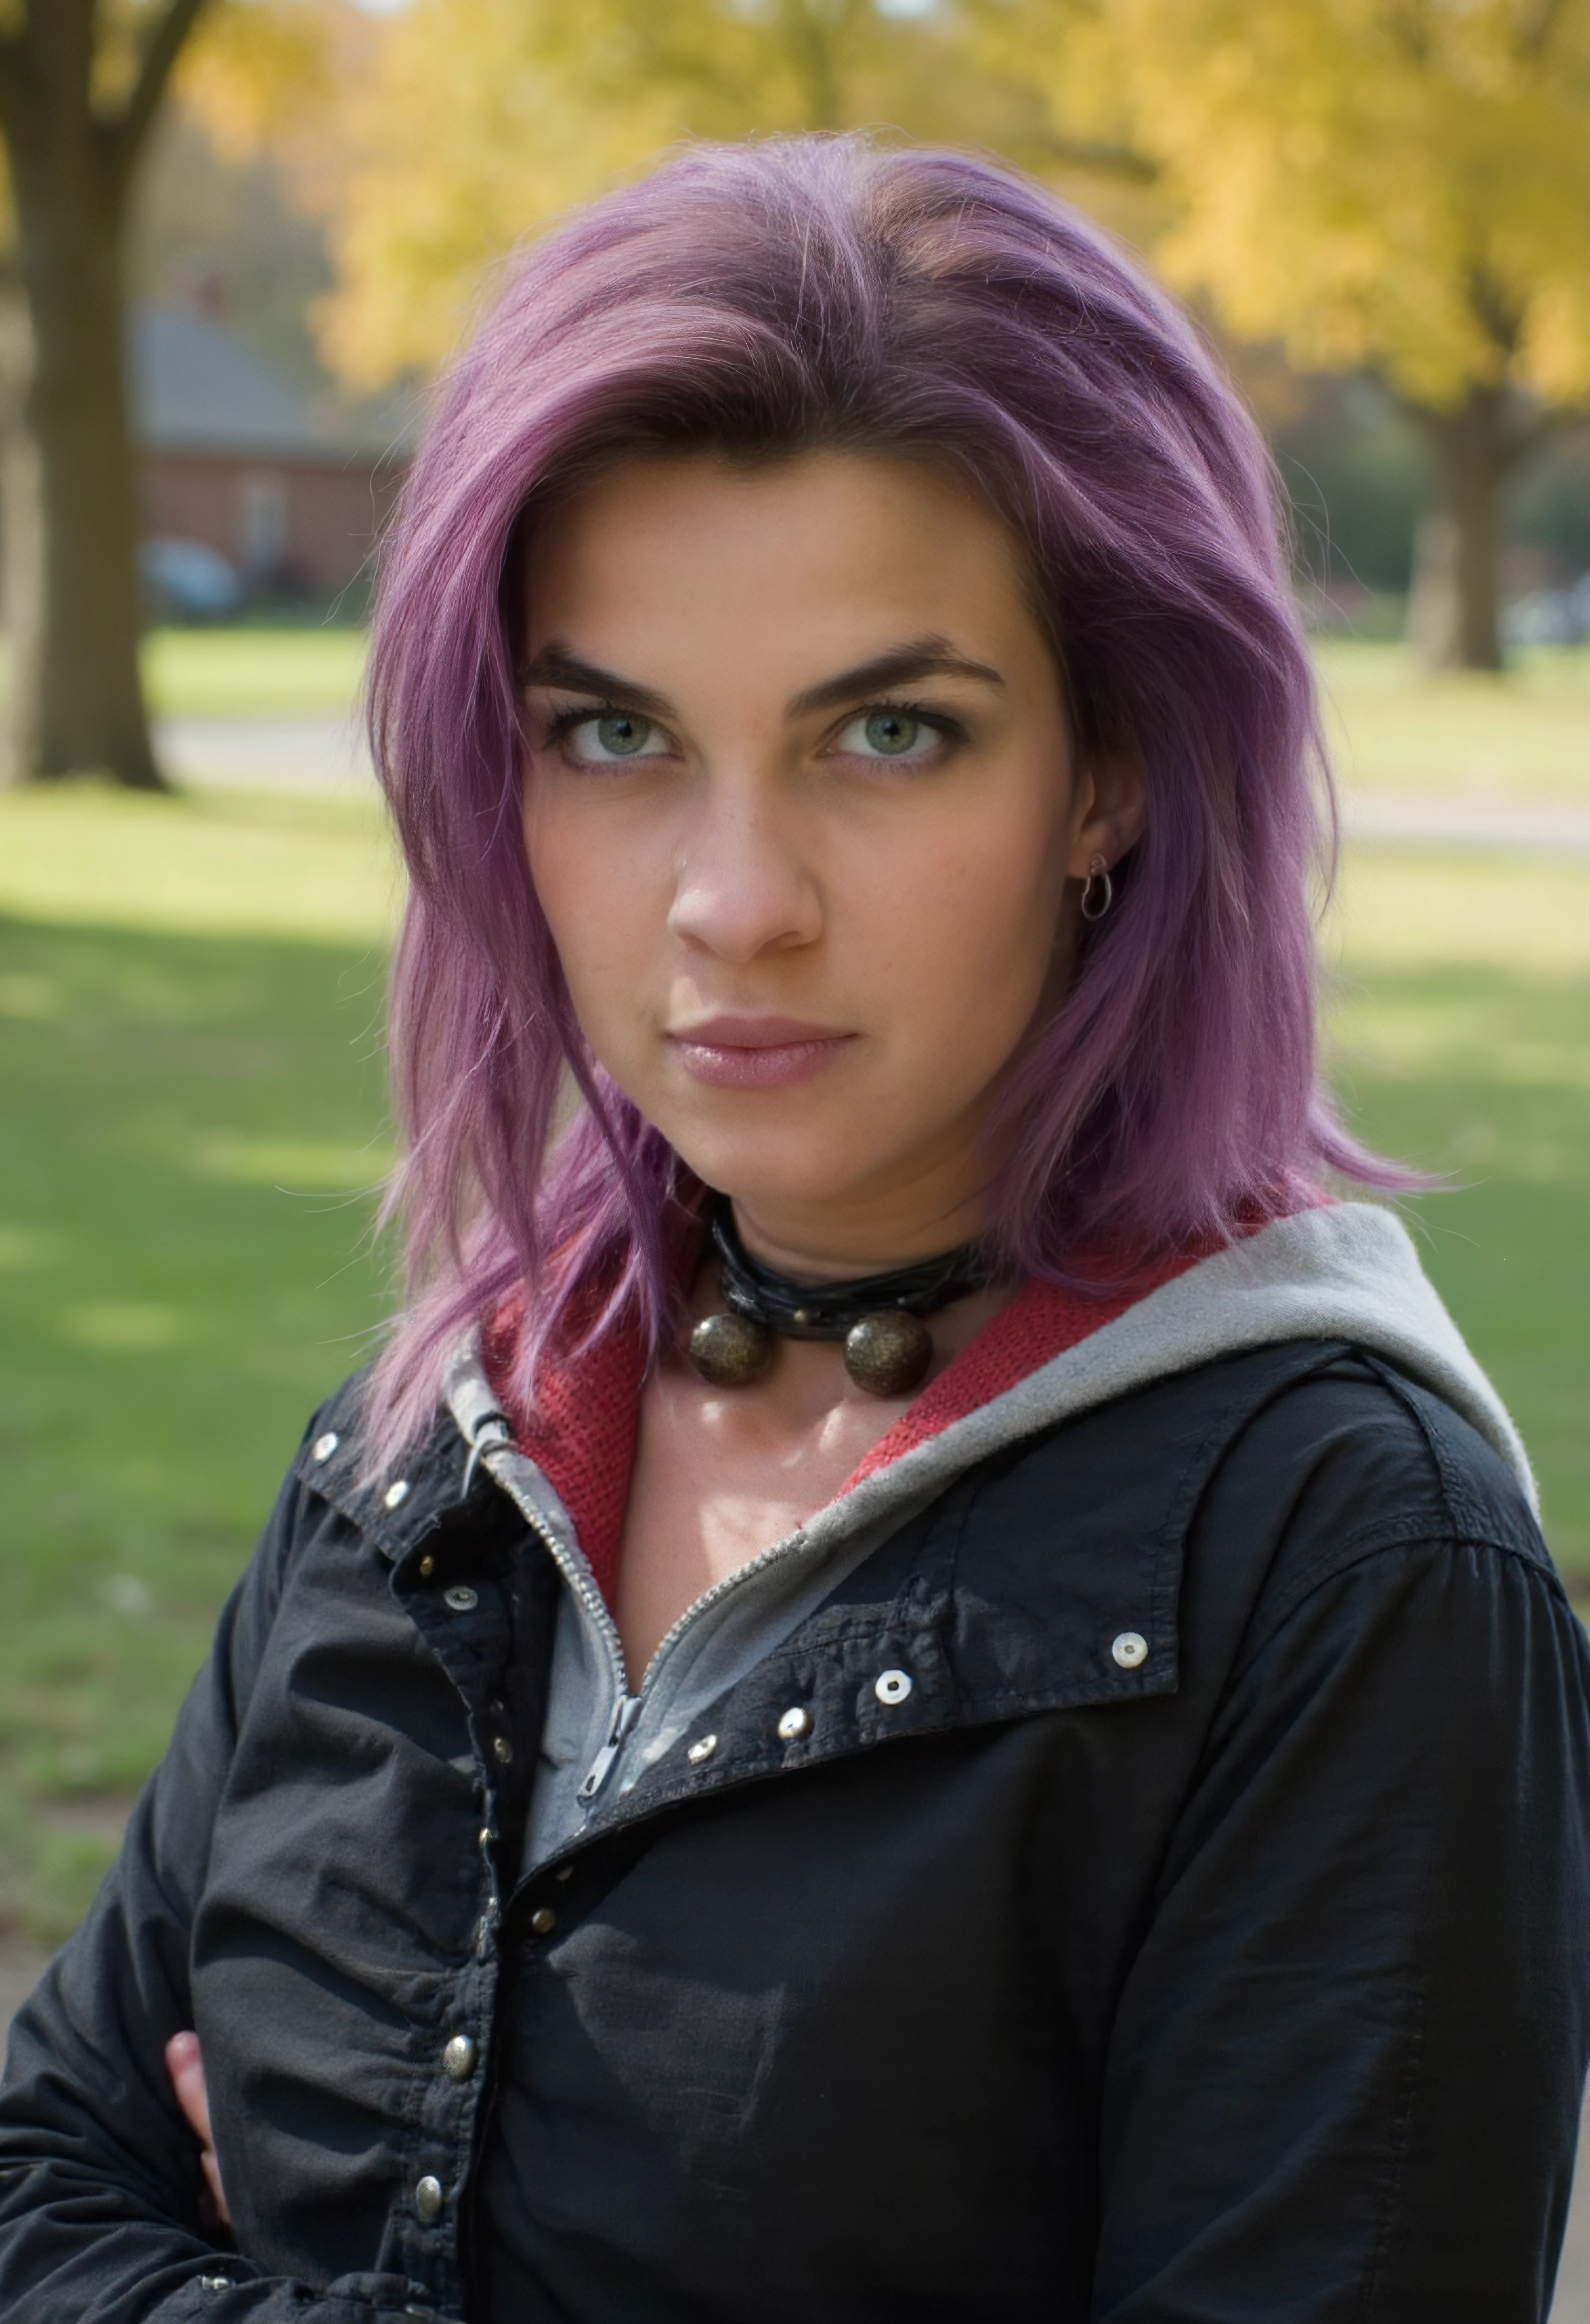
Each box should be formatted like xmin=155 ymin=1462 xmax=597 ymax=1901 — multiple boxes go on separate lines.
xmin=176 ymin=0 xmax=1590 ymax=425
xmin=284 ymin=0 xmax=1033 ymax=389
xmin=978 ymin=0 xmax=1590 ymax=410
xmin=171 ymin=0 xmax=334 ymax=159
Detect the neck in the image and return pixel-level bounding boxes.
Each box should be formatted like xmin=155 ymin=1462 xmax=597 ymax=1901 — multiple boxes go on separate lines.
xmin=725 ymin=1183 xmax=992 ymax=1285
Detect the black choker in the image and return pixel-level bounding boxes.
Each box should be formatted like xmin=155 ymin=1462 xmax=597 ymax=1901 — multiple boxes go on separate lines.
xmin=688 ymin=1199 xmax=992 ymax=1397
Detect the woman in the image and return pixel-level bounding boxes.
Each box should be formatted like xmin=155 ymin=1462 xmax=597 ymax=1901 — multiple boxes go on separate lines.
xmin=2 ymin=137 xmax=1586 ymax=2323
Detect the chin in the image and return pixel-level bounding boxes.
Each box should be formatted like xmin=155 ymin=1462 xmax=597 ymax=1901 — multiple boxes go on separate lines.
xmin=666 ymin=1124 xmax=885 ymax=1215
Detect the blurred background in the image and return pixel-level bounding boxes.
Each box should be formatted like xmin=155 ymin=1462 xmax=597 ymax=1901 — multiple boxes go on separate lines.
xmin=0 ymin=0 xmax=1587 ymax=2287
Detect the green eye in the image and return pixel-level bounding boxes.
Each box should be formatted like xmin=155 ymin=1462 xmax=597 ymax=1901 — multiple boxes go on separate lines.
xmin=594 ymin=712 xmax=652 ymax=756
xmin=862 ymin=710 xmax=921 ymax=756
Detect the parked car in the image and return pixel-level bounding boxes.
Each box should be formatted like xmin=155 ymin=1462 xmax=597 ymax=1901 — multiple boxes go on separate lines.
xmin=139 ymin=536 xmax=244 ymax=623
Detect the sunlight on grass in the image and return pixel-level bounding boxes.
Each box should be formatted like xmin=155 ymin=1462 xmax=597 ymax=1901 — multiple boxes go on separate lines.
xmin=59 ymin=1303 xmax=185 ymax=1351
xmin=0 ymin=727 xmax=1586 ymax=1944
xmin=25 ymin=628 xmax=1590 ymax=805
xmin=1325 ymin=850 xmax=1590 ymax=973
xmin=1323 ymin=842 xmax=1589 ymax=1591
xmin=141 ymin=626 xmax=371 ymax=719
xmin=0 ymin=908 xmax=395 ymax=1939
xmin=0 ymin=782 xmax=399 ymax=941
xmin=1315 ymin=641 xmax=1590 ymax=801
xmin=191 ymin=1131 xmax=397 ymax=1188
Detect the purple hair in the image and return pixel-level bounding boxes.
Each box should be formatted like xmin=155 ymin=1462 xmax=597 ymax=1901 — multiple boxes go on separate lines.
xmin=364 ymin=133 xmax=1388 ymax=1459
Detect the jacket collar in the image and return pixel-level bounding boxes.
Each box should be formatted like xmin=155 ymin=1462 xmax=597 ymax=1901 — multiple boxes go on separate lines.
xmin=569 ymin=1335 xmax=1350 ymax=1845
xmin=298 ymin=1198 xmax=1532 ymax=1625
xmin=294 ymin=1335 xmax=1348 ymax=1852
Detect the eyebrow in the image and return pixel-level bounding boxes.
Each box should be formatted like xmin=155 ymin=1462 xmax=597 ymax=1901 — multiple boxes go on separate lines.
xmin=520 ymin=646 xmax=674 ymax=721
xmin=785 ymin=637 xmax=1005 ymax=719
xmin=521 ymin=634 xmax=1006 ymax=725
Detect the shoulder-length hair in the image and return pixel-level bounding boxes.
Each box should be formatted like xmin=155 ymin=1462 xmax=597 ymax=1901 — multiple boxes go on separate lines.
xmin=364 ymin=132 xmax=1388 ymax=1460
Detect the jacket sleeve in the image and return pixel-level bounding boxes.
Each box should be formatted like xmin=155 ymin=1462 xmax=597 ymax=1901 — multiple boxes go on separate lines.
xmin=1092 ymin=1396 xmax=1590 ymax=2323
xmin=0 ymin=1427 xmax=459 ymax=2324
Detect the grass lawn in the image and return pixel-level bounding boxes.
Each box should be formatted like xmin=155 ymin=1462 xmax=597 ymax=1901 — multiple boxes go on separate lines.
xmin=1322 ymin=853 xmax=1589 ymax=1590
xmin=0 ymin=627 xmax=371 ymax=725
xmin=0 ymin=683 xmax=1586 ymax=1942
xmin=91 ymin=628 xmax=1590 ymax=799
xmin=141 ymin=627 xmax=371 ymax=721
xmin=1313 ymin=640 xmax=1590 ymax=802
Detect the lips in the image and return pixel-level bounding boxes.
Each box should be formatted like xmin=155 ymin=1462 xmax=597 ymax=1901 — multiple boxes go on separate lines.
xmin=666 ymin=1015 xmax=857 ymax=1091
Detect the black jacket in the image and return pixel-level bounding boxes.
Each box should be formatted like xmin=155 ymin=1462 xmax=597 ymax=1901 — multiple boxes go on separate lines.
xmin=1 ymin=1340 xmax=1588 ymax=2323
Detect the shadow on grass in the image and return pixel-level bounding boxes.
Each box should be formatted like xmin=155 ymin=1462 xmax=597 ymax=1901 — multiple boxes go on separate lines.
xmin=1328 ymin=959 xmax=1589 ymax=1589
xmin=0 ymin=922 xmax=1585 ymax=1946
xmin=0 ymin=913 xmax=394 ymax=1944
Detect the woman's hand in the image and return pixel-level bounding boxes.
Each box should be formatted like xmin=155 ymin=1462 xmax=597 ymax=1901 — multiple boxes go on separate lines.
xmin=165 ymin=2031 xmax=232 ymax=2230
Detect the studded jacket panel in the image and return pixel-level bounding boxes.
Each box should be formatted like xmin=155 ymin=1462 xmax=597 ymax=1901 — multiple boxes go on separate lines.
xmin=0 ymin=1342 xmax=1587 ymax=2323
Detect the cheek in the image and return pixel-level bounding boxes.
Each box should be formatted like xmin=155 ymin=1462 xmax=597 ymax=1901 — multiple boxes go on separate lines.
xmin=522 ymin=797 xmax=658 ymax=1029
xmin=861 ymin=789 xmax=1071 ymax=1032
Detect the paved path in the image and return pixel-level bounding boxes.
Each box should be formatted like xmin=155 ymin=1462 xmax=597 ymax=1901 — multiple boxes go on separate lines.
xmin=1 ymin=1938 xmax=1587 ymax=2312
xmin=155 ymin=716 xmax=1590 ymax=856
xmin=157 ymin=714 xmax=373 ymax=794
xmin=1342 ymin=790 xmax=1590 ymax=854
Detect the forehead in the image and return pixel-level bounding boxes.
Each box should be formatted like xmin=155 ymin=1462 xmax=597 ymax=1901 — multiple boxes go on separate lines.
xmin=521 ymin=448 xmax=1043 ymax=668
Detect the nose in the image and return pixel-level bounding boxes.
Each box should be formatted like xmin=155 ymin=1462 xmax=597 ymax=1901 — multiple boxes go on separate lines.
xmin=666 ymin=786 xmax=822 ymax=964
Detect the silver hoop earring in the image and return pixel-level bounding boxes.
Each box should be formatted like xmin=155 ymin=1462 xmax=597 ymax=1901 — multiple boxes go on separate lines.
xmin=1079 ymin=854 xmax=1114 ymax=923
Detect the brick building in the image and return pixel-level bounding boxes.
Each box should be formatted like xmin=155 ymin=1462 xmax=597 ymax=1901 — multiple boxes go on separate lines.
xmin=133 ymin=306 xmax=409 ymax=599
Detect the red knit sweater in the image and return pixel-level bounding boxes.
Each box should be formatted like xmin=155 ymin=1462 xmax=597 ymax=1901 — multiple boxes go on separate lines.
xmin=483 ymin=1249 xmax=1202 ymax=1609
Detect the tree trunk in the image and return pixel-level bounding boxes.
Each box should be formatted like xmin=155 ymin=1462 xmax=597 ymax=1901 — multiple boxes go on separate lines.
xmin=1404 ymin=384 xmax=1509 ymax=673
xmin=0 ymin=3 xmax=163 ymax=788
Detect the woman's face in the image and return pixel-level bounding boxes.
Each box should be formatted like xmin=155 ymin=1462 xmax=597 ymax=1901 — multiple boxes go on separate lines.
xmin=521 ymin=450 xmax=1140 ymax=1264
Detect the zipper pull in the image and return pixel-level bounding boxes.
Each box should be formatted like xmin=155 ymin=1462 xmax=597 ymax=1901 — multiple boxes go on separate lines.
xmin=578 ymin=1693 xmax=641 ymax=1805
xmin=462 ymin=1412 xmax=513 ymax=1498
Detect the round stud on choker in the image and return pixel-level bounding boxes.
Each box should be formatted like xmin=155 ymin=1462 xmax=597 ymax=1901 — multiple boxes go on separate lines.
xmin=688 ymin=1309 xmax=773 ymax=1388
xmin=843 ymin=1310 xmax=933 ymax=1396
xmin=687 ymin=1197 xmax=991 ymax=1398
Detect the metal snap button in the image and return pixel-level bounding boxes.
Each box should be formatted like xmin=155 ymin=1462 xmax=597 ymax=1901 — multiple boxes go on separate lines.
xmin=554 ymin=1862 xmax=574 ymax=1882
xmin=383 ymin=1478 xmax=410 ymax=1510
xmin=478 ymin=1825 xmax=495 ymax=1851
xmin=874 ymin=1668 xmax=913 ymax=1705
xmin=414 ymin=2174 xmax=445 ymax=2224
xmin=687 ymin=1732 xmax=718 ymax=1764
xmin=441 ymin=2034 xmax=477 ymax=2081
xmin=529 ymin=1905 xmax=558 ymax=1936
xmin=777 ymin=1706 xmax=811 ymax=1741
xmin=312 ymin=1431 xmax=338 ymax=1463
xmin=1111 ymin=1630 xmax=1149 ymax=1669
xmin=199 ymin=2279 xmax=236 ymax=2294
xmin=493 ymin=1734 xmax=513 ymax=1764
xmin=443 ymin=1584 xmax=478 ymax=1612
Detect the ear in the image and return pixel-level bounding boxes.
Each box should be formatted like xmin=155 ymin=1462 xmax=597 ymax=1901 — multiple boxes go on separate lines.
xmin=1065 ymin=749 xmax=1146 ymax=881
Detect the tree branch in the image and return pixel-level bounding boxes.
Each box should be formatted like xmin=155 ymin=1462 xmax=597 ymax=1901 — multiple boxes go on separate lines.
xmin=113 ymin=0 xmax=215 ymax=178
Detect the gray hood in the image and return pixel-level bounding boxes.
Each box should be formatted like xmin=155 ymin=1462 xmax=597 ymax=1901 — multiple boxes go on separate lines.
xmin=444 ymin=1199 xmax=1534 ymax=1872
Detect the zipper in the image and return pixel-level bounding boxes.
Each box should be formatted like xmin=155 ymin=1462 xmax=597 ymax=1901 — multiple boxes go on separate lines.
xmin=465 ymin=1424 xmax=636 ymax=1783
xmin=632 ymin=1524 xmax=817 ymax=1695
xmin=577 ymin=1691 xmax=641 ymax=1803
xmin=569 ymin=1528 xmax=807 ymax=1803
xmin=468 ymin=1414 xmax=827 ymax=1809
